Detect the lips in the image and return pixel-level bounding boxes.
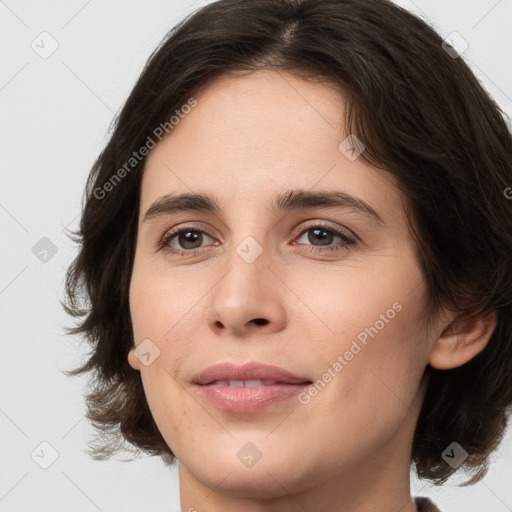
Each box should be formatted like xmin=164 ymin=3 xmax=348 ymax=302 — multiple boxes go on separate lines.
xmin=206 ymin=379 xmax=281 ymax=387
xmin=191 ymin=361 xmax=313 ymax=413
xmin=192 ymin=361 xmax=311 ymax=386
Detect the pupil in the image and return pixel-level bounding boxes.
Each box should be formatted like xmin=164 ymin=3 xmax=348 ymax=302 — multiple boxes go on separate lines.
xmin=179 ymin=231 xmax=202 ymax=249
xmin=309 ymin=228 xmax=332 ymax=246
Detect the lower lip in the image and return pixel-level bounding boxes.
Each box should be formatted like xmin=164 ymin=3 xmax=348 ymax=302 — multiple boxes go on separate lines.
xmin=193 ymin=383 xmax=311 ymax=413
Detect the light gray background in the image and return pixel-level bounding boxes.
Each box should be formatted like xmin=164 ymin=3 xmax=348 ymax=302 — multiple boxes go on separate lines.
xmin=1 ymin=1 xmax=511 ymax=511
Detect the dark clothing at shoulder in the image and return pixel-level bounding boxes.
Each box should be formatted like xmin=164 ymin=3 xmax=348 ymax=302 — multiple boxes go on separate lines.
xmin=415 ymin=496 xmax=442 ymax=512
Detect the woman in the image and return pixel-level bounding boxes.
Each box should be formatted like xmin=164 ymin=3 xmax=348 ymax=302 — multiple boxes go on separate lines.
xmin=63 ymin=1 xmax=512 ymax=511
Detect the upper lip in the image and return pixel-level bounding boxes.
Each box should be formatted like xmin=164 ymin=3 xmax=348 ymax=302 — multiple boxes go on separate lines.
xmin=192 ymin=361 xmax=312 ymax=385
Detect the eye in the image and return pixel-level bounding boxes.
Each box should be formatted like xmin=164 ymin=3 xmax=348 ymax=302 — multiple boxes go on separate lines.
xmin=157 ymin=222 xmax=356 ymax=257
xmin=293 ymin=224 xmax=355 ymax=252
xmin=159 ymin=225 xmax=217 ymax=255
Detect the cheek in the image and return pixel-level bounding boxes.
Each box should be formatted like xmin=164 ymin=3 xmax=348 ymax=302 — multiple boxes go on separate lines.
xmin=285 ymin=254 xmax=427 ymax=354
xmin=295 ymin=296 xmax=429 ymax=472
xmin=128 ymin=262 xmax=212 ymax=437
xmin=129 ymin=262 xmax=204 ymax=355
xmin=290 ymin=258 xmax=430 ymax=414
xmin=129 ymin=266 xmax=196 ymax=454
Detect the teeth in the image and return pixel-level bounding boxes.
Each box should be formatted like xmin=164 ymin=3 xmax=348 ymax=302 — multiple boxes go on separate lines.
xmin=209 ymin=379 xmax=278 ymax=387
xmin=244 ymin=379 xmax=262 ymax=387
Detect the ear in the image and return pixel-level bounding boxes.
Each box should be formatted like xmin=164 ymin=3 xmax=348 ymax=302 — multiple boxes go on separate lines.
xmin=128 ymin=346 xmax=141 ymax=371
xmin=428 ymin=310 xmax=497 ymax=370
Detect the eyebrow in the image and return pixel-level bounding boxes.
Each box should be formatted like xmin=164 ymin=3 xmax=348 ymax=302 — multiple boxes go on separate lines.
xmin=142 ymin=189 xmax=385 ymax=225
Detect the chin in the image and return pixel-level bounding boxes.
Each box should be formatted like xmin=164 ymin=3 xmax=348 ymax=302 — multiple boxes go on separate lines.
xmin=180 ymin=445 xmax=313 ymax=499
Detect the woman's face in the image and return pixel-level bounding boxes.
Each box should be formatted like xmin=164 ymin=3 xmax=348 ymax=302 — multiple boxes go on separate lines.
xmin=128 ymin=69 xmax=435 ymax=504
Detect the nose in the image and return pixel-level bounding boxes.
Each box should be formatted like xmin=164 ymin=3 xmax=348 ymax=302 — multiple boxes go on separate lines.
xmin=207 ymin=239 xmax=287 ymax=338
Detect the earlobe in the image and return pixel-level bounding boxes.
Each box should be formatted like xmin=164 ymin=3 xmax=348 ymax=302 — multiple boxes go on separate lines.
xmin=127 ymin=347 xmax=141 ymax=371
xmin=428 ymin=310 xmax=497 ymax=370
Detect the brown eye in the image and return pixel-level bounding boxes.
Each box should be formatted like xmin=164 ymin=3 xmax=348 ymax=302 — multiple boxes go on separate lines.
xmin=160 ymin=227 xmax=216 ymax=254
xmin=295 ymin=225 xmax=355 ymax=251
xmin=173 ymin=230 xmax=204 ymax=250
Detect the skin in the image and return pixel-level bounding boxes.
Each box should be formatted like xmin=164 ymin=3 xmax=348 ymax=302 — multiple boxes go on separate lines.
xmin=127 ymin=69 xmax=496 ymax=512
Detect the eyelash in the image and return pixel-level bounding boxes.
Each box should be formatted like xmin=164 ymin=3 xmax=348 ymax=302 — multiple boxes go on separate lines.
xmin=157 ymin=222 xmax=356 ymax=257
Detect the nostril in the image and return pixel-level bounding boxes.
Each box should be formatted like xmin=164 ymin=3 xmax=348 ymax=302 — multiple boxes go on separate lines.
xmin=252 ymin=318 xmax=269 ymax=326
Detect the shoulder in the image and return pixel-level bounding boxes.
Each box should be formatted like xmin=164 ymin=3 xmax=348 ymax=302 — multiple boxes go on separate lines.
xmin=414 ymin=496 xmax=442 ymax=512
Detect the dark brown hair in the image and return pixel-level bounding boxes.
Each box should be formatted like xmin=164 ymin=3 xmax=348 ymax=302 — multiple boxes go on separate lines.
xmin=63 ymin=0 xmax=512 ymax=485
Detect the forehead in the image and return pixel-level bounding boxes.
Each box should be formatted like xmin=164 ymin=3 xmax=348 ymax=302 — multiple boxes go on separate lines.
xmin=184 ymin=68 xmax=346 ymax=137
xmin=139 ymin=69 xmax=405 ymax=224
xmin=144 ymin=69 xmax=345 ymax=173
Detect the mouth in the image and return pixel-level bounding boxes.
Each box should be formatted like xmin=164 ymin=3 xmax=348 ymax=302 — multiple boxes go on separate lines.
xmin=192 ymin=361 xmax=312 ymax=386
xmin=203 ymin=379 xmax=302 ymax=387
xmin=191 ymin=362 xmax=312 ymax=413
